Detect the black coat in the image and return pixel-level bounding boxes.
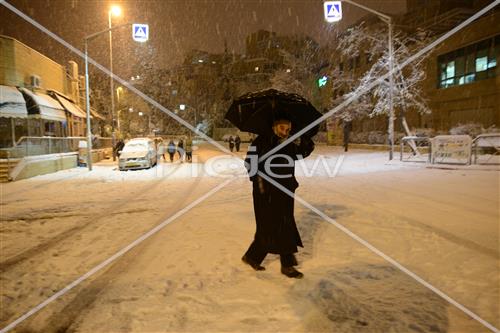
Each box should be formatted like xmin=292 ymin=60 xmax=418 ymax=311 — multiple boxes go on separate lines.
xmin=245 ymin=134 xmax=314 ymax=254
xmin=167 ymin=141 xmax=176 ymax=154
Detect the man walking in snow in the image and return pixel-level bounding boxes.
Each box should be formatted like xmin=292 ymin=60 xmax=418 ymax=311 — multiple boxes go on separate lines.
xmin=228 ymin=136 xmax=235 ymax=152
xmin=185 ymin=136 xmax=193 ymax=163
xmin=167 ymin=140 xmax=176 ymax=162
xmin=235 ymin=135 xmax=241 ymax=152
xmin=242 ymin=114 xmax=314 ymax=279
xmin=343 ymin=120 xmax=352 ymax=152
xmin=177 ymin=138 xmax=184 ymax=162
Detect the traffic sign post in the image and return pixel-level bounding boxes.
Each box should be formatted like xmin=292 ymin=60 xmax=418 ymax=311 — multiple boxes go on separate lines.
xmin=324 ymin=1 xmax=342 ymax=22
xmin=132 ymin=24 xmax=149 ymax=42
xmin=324 ymin=0 xmax=395 ymax=160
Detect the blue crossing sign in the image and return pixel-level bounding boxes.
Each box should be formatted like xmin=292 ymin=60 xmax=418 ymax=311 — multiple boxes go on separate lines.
xmin=324 ymin=1 xmax=342 ymax=23
xmin=132 ymin=24 xmax=149 ymax=42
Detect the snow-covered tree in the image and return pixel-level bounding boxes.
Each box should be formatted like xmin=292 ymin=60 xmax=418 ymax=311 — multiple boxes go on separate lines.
xmin=331 ymin=22 xmax=433 ymax=132
xmin=269 ymin=39 xmax=320 ymax=101
xmin=270 ymin=69 xmax=305 ymax=97
xmin=328 ymin=66 xmax=372 ymax=122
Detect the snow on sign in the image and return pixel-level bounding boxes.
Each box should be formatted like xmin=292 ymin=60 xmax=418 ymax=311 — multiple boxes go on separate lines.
xmin=132 ymin=24 xmax=149 ymax=42
xmin=431 ymin=135 xmax=472 ymax=165
xmin=324 ymin=1 xmax=342 ymax=23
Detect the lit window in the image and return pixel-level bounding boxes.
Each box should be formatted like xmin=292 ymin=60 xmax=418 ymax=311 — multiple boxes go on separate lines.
xmin=446 ymin=61 xmax=455 ymax=78
xmin=476 ymin=56 xmax=488 ymax=72
xmin=438 ymin=35 xmax=498 ymax=89
xmin=487 ymin=57 xmax=496 ymax=69
xmin=255 ymin=66 xmax=259 ymax=71
xmin=465 ymin=74 xmax=475 ymax=83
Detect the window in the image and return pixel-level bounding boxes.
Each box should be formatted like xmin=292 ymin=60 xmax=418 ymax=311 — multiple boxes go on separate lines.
xmin=437 ymin=34 xmax=498 ymax=88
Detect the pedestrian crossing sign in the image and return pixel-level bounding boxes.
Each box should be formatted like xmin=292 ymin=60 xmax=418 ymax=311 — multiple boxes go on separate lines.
xmin=324 ymin=1 xmax=342 ymax=23
xmin=132 ymin=24 xmax=149 ymax=42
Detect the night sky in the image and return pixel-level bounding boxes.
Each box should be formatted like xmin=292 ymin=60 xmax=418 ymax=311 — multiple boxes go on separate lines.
xmin=1 ymin=0 xmax=407 ymax=78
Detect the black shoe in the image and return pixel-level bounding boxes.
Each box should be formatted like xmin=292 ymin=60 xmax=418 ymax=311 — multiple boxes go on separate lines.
xmin=281 ymin=266 xmax=303 ymax=279
xmin=242 ymin=255 xmax=265 ymax=271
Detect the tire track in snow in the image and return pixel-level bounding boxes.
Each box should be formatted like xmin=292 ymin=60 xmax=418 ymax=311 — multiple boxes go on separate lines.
xmin=0 ymin=173 xmax=173 ymax=273
xmin=24 ymin=175 xmax=204 ymax=333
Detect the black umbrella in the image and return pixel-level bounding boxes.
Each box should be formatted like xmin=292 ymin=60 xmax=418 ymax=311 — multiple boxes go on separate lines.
xmin=225 ymin=89 xmax=322 ymax=137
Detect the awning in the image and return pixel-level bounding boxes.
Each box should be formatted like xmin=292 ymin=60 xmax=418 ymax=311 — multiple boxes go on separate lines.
xmin=19 ymin=88 xmax=67 ymax=122
xmin=90 ymin=107 xmax=106 ymax=120
xmin=0 ymin=85 xmax=28 ymax=118
xmin=51 ymin=93 xmax=88 ymax=118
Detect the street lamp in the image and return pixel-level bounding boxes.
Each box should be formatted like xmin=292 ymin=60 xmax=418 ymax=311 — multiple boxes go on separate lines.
xmin=84 ymin=21 xmax=130 ymax=171
xmin=110 ymin=5 xmax=121 ymax=17
xmin=109 ymin=5 xmax=122 ymax=161
xmin=326 ymin=0 xmax=395 ymax=160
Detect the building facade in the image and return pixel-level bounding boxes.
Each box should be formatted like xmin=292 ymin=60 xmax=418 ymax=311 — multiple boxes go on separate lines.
xmin=322 ymin=1 xmax=499 ymax=141
xmin=421 ymin=9 xmax=499 ymax=131
xmin=0 ymin=35 xmax=102 ymax=148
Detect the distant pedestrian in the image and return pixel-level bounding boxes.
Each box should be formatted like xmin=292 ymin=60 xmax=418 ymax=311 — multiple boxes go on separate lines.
xmin=177 ymin=138 xmax=184 ymax=162
xmin=154 ymin=137 xmax=163 ymax=160
xmin=228 ymin=135 xmax=235 ymax=152
xmin=235 ymin=135 xmax=241 ymax=152
xmin=114 ymin=139 xmax=125 ymax=157
xmin=343 ymin=120 xmax=352 ymax=152
xmin=185 ymin=136 xmax=193 ymax=163
xmin=167 ymin=140 xmax=176 ymax=162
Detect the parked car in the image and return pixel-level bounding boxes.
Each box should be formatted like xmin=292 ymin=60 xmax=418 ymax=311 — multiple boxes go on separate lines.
xmin=118 ymin=138 xmax=157 ymax=171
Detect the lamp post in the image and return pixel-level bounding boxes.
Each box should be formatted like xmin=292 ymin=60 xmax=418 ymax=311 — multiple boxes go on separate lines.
xmin=84 ymin=20 xmax=130 ymax=171
xmin=84 ymin=41 xmax=93 ymax=171
xmin=109 ymin=5 xmax=121 ymax=161
xmin=329 ymin=0 xmax=395 ymax=159
xmin=116 ymin=86 xmax=124 ymax=132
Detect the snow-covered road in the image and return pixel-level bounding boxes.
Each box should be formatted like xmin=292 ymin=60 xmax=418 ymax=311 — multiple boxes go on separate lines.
xmin=1 ymin=144 xmax=498 ymax=333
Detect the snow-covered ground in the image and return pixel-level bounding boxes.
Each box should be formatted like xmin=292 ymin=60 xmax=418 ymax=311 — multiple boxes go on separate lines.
xmin=1 ymin=144 xmax=498 ymax=333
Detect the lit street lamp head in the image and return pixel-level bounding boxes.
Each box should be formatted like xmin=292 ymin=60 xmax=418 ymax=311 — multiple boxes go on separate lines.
xmin=109 ymin=5 xmax=122 ymax=17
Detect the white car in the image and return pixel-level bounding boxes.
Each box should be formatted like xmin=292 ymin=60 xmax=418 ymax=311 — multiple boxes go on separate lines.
xmin=118 ymin=138 xmax=157 ymax=171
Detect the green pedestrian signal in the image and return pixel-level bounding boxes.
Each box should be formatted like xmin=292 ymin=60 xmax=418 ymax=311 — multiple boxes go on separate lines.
xmin=318 ymin=76 xmax=328 ymax=87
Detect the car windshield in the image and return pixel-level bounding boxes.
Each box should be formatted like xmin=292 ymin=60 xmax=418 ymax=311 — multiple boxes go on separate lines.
xmin=122 ymin=142 xmax=148 ymax=152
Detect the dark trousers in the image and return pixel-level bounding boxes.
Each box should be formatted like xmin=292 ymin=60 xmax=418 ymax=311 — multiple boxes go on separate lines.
xmin=244 ymin=241 xmax=298 ymax=268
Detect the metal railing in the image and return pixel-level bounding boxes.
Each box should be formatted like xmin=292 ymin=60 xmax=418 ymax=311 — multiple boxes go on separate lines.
xmin=400 ymin=136 xmax=431 ymax=163
xmin=472 ymin=133 xmax=500 ymax=165
xmin=0 ymin=136 xmax=113 ymax=158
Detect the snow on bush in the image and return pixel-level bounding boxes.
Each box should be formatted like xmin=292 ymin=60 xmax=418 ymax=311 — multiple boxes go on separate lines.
xmin=449 ymin=123 xmax=498 ymax=138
